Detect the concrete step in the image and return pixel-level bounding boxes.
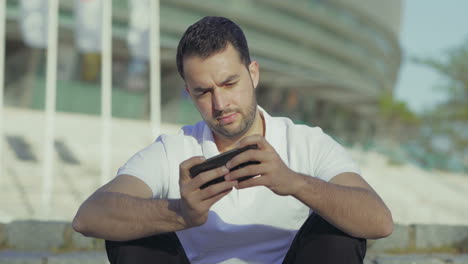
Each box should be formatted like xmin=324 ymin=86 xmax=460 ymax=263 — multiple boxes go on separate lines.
xmin=365 ymin=253 xmax=468 ymax=264
xmin=0 ymin=250 xmax=108 ymax=264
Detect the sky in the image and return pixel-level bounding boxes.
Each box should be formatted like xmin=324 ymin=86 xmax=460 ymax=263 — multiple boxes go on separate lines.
xmin=394 ymin=0 xmax=468 ymax=114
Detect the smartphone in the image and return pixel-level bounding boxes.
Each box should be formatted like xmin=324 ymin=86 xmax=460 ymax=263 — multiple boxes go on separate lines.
xmin=189 ymin=144 xmax=260 ymax=189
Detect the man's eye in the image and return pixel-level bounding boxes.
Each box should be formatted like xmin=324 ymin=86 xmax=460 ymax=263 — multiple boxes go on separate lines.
xmin=226 ymin=82 xmax=236 ymax=87
xmin=197 ymin=91 xmax=208 ymax=97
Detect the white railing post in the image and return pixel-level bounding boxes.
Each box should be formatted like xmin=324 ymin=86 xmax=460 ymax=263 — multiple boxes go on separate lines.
xmin=0 ymin=0 xmax=5 ymax=183
xmin=150 ymin=0 xmax=161 ymax=137
xmin=42 ymin=0 xmax=59 ymax=218
xmin=100 ymin=0 xmax=112 ymax=185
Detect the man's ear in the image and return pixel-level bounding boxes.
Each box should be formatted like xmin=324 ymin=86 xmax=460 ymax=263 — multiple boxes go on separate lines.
xmin=249 ymin=61 xmax=260 ymax=89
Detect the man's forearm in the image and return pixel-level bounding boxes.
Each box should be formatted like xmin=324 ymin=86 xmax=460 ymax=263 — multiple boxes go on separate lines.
xmin=292 ymin=173 xmax=392 ymax=239
xmin=73 ymin=191 xmax=187 ymax=241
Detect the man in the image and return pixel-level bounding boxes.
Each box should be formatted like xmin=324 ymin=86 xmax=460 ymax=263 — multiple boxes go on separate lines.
xmin=73 ymin=16 xmax=392 ymax=264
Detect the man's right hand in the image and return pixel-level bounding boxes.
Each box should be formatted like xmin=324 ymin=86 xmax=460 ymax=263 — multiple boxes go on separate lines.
xmin=178 ymin=156 xmax=237 ymax=227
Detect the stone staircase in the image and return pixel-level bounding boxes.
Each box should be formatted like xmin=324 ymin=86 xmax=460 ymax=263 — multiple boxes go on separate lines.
xmin=2 ymin=108 xmax=468 ymax=263
xmin=0 ymin=221 xmax=467 ymax=264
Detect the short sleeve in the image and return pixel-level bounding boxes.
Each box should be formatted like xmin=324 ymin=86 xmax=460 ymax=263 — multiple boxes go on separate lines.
xmin=116 ymin=136 xmax=168 ymax=198
xmin=312 ymin=132 xmax=361 ymax=182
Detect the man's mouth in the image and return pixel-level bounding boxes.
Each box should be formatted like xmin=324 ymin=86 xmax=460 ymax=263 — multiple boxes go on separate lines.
xmin=217 ymin=112 xmax=238 ymax=125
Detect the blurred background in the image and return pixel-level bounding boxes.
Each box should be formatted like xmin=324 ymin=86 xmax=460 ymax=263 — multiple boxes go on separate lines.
xmin=1 ymin=0 xmax=467 ymax=225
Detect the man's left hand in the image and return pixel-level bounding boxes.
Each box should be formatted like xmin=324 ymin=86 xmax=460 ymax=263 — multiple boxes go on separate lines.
xmin=225 ymin=135 xmax=304 ymax=196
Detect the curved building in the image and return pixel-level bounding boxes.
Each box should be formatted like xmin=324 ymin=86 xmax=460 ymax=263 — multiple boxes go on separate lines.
xmin=156 ymin=0 xmax=402 ymax=140
xmin=4 ymin=0 xmax=402 ymax=140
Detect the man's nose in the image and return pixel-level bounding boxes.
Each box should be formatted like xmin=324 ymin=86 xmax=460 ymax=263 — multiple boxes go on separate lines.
xmin=212 ymin=89 xmax=228 ymax=110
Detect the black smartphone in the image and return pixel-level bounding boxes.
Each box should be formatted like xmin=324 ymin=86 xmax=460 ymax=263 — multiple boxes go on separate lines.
xmin=189 ymin=144 xmax=260 ymax=189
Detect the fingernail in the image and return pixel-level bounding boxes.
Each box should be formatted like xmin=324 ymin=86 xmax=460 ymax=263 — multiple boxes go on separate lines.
xmin=222 ymin=166 xmax=229 ymax=173
xmin=224 ymin=174 xmax=230 ymax=181
xmin=226 ymin=162 xmax=231 ymax=169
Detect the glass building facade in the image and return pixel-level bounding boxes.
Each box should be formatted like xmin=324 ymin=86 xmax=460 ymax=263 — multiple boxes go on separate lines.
xmin=3 ymin=0 xmax=402 ymax=142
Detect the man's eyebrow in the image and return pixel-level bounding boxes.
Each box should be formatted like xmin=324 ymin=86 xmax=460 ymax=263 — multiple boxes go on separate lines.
xmin=220 ymin=74 xmax=240 ymax=85
xmin=193 ymin=86 xmax=210 ymax=93
xmin=192 ymin=74 xmax=240 ymax=93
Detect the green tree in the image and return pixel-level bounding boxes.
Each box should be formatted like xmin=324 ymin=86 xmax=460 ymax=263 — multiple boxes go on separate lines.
xmin=413 ymin=38 xmax=468 ymax=121
xmin=412 ymin=38 xmax=468 ymax=172
xmin=378 ymin=91 xmax=419 ymax=125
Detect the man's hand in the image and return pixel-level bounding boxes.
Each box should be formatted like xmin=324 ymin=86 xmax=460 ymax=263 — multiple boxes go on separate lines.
xmin=178 ymin=156 xmax=237 ymax=228
xmin=225 ymin=135 xmax=304 ymax=196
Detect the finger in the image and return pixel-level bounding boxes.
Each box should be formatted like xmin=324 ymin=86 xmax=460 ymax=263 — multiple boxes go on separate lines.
xmin=203 ymin=187 xmax=233 ymax=208
xmin=179 ymin=156 xmax=206 ymax=182
xmin=226 ymin=163 xmax=264 ymax=181
xmin=192 ymin=165 xmax=230 ymax=189
xmin=235 ymin=175 xmax=265 ymax=189
xmin=226 ymin=149 xmax=256 ymax=170
xmin=237 ymin=135 xmax=271 ymax=150
xmin=199 ymin=180 xmax=237 ymax=200
xmin=226 ymin=150 xmax=273 ymax=171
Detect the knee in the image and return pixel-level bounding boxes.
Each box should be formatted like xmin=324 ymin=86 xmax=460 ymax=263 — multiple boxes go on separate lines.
xmin=105 ymin=233 xmax=187 ymax=264
xmin=285 ymin=214 xmax=367 ymax=263
xmin=292 ymin=232 xmax=366 ymax=263
xmin=304 ymin=232 xmax=366 ymax=254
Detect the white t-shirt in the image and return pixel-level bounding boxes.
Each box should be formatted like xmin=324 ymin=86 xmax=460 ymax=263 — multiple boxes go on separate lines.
xmin=117 ymin=106 xmax=361 ymax=264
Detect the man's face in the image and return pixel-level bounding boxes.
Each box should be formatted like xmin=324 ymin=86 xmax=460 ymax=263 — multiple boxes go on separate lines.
xmin=183 ymin=44 xmax=259 ymax=140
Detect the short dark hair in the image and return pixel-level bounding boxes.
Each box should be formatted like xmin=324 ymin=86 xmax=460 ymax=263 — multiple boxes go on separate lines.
xmin=176 ymin=16 xmax=252 ymax=79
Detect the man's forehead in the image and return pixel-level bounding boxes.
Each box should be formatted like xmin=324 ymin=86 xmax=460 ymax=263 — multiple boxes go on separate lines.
xmin=183 ymin=58 xmax=243 ymax=87
xmin=185 ymin=71 xmax=240 ymax=89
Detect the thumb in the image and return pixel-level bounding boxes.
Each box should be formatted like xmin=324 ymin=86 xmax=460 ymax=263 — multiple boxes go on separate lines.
xmin=179 ymin=156 xmax=206 ymax=182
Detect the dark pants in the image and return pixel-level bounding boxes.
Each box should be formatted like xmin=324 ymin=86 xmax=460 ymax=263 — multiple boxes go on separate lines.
xmin=106 ymin=213 xmax=366 ymax=264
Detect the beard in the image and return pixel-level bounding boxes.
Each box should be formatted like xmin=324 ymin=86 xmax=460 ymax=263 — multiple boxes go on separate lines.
xmin=206 ymin=89 xmax=257 ymax=139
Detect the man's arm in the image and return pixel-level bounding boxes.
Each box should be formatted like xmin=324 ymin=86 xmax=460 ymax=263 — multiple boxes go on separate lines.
xmin=73 ymin=156 xmax=237 ymax=242
xmin=291 ymin=172 xmax=393 ymax=239
xmin=225 ymin=135 xmax=393 ymax=239
xmin=72 ymin=174 xmax=187 ymax=241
